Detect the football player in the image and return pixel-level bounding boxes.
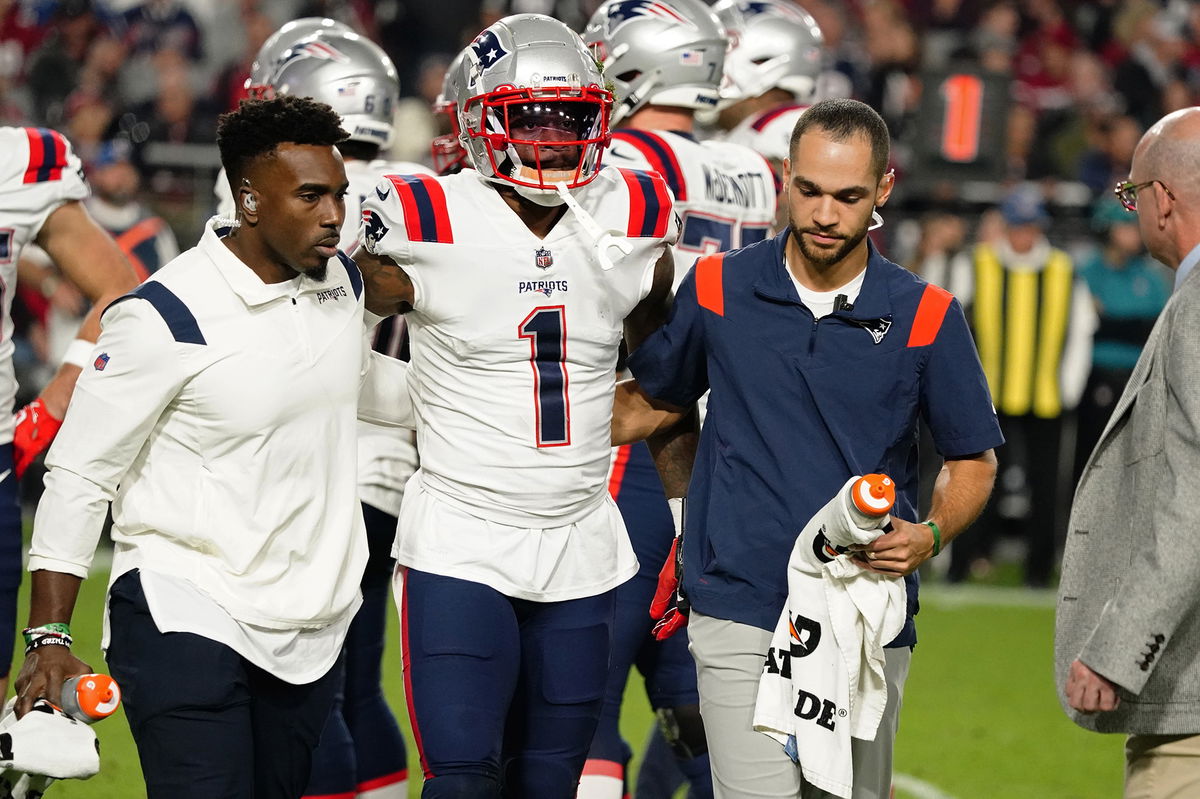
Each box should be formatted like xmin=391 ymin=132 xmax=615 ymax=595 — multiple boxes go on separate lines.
xmin=216 ymin=22 xmax=427 ymax=799
xmin=585 ymin=0 xmax=778 ymax=293
xmin=711 ymin=0 xmax=826 ymax=178
xmin=356 ymin=14 xmax=680 ymax=798
xmin=0 ymin=126 xmax=139 ymax=698
xmin=429 ymin=48 xmax=469 ymax=176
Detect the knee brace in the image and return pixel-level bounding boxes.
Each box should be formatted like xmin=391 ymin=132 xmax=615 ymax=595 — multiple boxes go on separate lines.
xmin=654 ymin=704 xmax=708 ymax=761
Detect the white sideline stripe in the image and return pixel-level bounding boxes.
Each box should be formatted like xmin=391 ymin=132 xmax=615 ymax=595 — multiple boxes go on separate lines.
xmin=920 ymin=584 xmax=1056 ymax=609
xmin=893 ymin=772 xmax=960 ymax=799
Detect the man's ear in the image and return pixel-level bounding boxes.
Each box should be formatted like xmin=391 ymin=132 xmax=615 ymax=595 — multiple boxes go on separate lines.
xmin=781 ymin=157 xmax=791 ymax=187
xmin=876 ymin=168 xmax=896 ymax=208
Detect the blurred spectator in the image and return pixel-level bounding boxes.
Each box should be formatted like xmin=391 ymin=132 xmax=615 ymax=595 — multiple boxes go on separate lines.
xmin=1072 ymin=196 xmax=1171 ymax=482
xmin=119 ymin=0 xmax=202 ymax=61
xmin=861 ymin=0 xmax=920 ymax=136
xmin=134 ymin=55 xmax=215 ymax=147
xmin=909 ymin=210 xmax=972 ymax=299
xmin=24 ymin=0 xmax=108 ymax=125
xmin=83 ymin=138 xmax=178 ymax=280
xmin=1079 ymin=114 xmax=1141 ymax=197
xmin=1113 ymin=10 xmax=1186 ymax=130
xmin=0 ymin=0 xmax=54 ymax=83
xmin=947 ymin=184 xmax=1096 ymax=587
xmin=212 ymin=8 xmax=273 ymax=111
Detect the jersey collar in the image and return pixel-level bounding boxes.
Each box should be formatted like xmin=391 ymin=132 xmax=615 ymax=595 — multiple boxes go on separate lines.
xmin=755 ymin=229 xmax=896 ymax=321
xmin=201 ymin=217 xmax=302 ymax=307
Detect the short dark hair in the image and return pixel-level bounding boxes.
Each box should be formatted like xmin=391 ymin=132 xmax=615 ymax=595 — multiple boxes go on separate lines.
xmin=789 ymin=98 xmax=891 ymax=180
xmin=217 ymin=95 xmax=349 ymax=184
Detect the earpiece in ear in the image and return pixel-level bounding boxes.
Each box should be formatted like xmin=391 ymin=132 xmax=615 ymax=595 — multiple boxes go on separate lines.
xmin=243 ymin=194 xmax=257 ymax=212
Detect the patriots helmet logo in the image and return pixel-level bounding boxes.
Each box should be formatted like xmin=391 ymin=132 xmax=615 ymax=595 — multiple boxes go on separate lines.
xmin=362 ymin=210 xmax=389 ymax=249
xmin=740 ymin=0 xmax=811 ymax=23
xmin=277 ymin=39 xmax=351 ymax=71
xmin=605 ymin=0 xmax=693 ymax=37
xmin=470 ymin=30 xmax=509 ymax=72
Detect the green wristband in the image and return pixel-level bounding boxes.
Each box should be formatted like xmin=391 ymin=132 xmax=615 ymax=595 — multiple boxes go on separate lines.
xmin=923 ymin=520 xmax=942 ymax=557
xmin=22 ymin=622 xmax=71 ymax=647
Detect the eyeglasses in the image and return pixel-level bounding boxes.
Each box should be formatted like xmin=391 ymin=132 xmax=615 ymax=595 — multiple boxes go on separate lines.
xmin=1114 ymin=179 xmax=1176 ymax=212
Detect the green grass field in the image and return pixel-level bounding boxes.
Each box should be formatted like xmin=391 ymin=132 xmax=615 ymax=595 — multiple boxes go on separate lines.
xmin=17 ymin=569 xmax=1124 ymax=798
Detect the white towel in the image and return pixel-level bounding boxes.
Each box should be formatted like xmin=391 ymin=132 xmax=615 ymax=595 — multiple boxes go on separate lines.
xmin=0 ymin=697 xmax=99 ymax=795
xmin=753 ymin=477 xmax=907 ymax=798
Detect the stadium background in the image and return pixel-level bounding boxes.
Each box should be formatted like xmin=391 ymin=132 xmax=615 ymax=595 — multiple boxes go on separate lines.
xmin=6 ymin=0 xmax=1198 ymax=795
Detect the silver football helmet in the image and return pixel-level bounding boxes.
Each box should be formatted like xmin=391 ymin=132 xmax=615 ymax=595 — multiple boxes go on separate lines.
xmin=431 ymin=48 xmax=470 ymax=175
xmin=582 ymin=0 xmax=726 ymax=125
xmin=457 ymin=14 xmax=612 ymax=197
xmin=267 ymin=30 xmax=400 ymax=148
xmin=712 ymin=0 xmax=824 ymax=103
xmin=246 ymin=17 xmax=354 ymax=98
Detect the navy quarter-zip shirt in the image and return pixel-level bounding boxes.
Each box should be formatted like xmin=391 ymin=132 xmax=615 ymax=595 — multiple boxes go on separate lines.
xmin=629 ymin=229 xmax=1003 ymax=646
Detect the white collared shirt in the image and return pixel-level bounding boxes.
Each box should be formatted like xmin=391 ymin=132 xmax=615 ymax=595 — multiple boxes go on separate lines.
xmin=29 ymin=219 xmax=412 ymax=683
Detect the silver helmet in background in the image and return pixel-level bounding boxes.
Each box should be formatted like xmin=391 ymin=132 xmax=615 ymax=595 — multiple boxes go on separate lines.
xmin=245 ymin=17 xmax=354 ymax=98
xmin=267 ymin=30 xmax=400 ymax=149
xmin=712 ymin=0 xmax=824 ymax=104
xmin=457 ymin=14 xmax=612 ymax=198
xmin=582 ymin=0 xmax=726 ymax=125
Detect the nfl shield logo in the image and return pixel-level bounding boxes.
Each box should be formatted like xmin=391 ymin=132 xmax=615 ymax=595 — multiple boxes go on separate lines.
xmin=94 ymin=352 xmax=110 ymax=371
xmin=535 ymin=248 xmax=553 ymax=269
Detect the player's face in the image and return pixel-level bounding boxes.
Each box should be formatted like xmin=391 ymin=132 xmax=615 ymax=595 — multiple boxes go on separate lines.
xmin=249 ymin=143 xmax=348 ymax=281
xmin=506 ymin=101 xmax=597 ymax=172
xmin=783 ymin=131 xmax=891 ymax=271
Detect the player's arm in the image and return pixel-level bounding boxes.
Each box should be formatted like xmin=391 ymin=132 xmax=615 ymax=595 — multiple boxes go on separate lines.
xmin=15 ymin=570 xmax=90 ymax=715
xmin=33 ymin=200 xmax=140 ymax=413
xmin=356 ymin=246 xmax=415 ymax=317
xmin=11 ymin=201 xmax=140 ymax=479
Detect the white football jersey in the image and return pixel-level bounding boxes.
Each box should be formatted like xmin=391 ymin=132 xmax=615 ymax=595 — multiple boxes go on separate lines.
xmin=0 ymin=127 xmax=88 ymax=442
xmin=724 ymin=102 xmax=809 ymax=164
xmin=361 ymin=167 xmax=676 ymax=529
xmin=213 ymin=157 xmax=431 ymax=254
xmin=604 ymin=129 xmax=777 ymax=289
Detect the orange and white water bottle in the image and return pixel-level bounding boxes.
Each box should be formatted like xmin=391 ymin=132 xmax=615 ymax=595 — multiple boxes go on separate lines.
xmin=846 ymin=473 xmax=895 ymax=528
xmin=58 ymin=673 xmax=121 ymax=724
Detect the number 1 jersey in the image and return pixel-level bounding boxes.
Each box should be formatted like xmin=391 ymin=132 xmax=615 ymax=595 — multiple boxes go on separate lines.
xmin=360 ymin=167 xmax=677 ymax=529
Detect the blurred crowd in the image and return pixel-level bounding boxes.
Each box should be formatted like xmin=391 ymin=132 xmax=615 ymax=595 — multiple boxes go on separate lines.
xmin=3 ymin=0 xmax=1199 ymax=585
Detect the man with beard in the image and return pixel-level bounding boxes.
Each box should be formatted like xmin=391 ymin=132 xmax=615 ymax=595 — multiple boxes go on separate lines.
xmin=610 ymin=98 xmax=1002 ymax=798
xmin=14 ymin=95 xmax=412 ymax=799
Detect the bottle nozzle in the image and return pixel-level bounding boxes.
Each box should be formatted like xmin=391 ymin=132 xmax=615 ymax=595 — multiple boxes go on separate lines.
xmin=851 ymin=473 xmax=895 ymax=517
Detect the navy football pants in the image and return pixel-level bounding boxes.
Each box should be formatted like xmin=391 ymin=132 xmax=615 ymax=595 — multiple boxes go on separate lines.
xmin=0 ymin=445 xmax=19 ymax=679
xmin=399 ymin=568 xmax=614 ymax=798
xmin=106 ymin=570 xmax=342 ymax=799
xmin=305 ymin=502 xmax=409 ymax=798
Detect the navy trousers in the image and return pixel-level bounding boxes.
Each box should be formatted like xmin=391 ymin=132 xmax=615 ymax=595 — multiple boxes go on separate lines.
xmin=106 ymin=570 xmax=343 ymax=799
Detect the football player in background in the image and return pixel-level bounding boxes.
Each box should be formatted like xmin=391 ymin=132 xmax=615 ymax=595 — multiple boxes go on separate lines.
xmin=215 ymin=21 xmax=428 ymax=799
xmin=586 ymin=0 xmax=777 ymax=291
xmin=429 ymin=48 xmax=470 ymax=176
xmin=710 ymin=0 xmax=826 ymax=181
xmin=0 ymin=126 xmax=139 ymax=698
xmin=356 ymin=14 xmax=683 ymax=798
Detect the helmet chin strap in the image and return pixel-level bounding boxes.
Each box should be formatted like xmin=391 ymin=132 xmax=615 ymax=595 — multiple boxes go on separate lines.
xmin=554 ymin=182 xmax=631 ymax=271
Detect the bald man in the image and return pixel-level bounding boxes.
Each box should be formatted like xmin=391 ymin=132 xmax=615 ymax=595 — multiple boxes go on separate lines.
xmin=1055 ymin=106 xmax=1200 ymax=798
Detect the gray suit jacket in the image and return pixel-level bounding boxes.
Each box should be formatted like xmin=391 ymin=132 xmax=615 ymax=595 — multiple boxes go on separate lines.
xmin=1055 ymin=264 xmax=1200 ymax=734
